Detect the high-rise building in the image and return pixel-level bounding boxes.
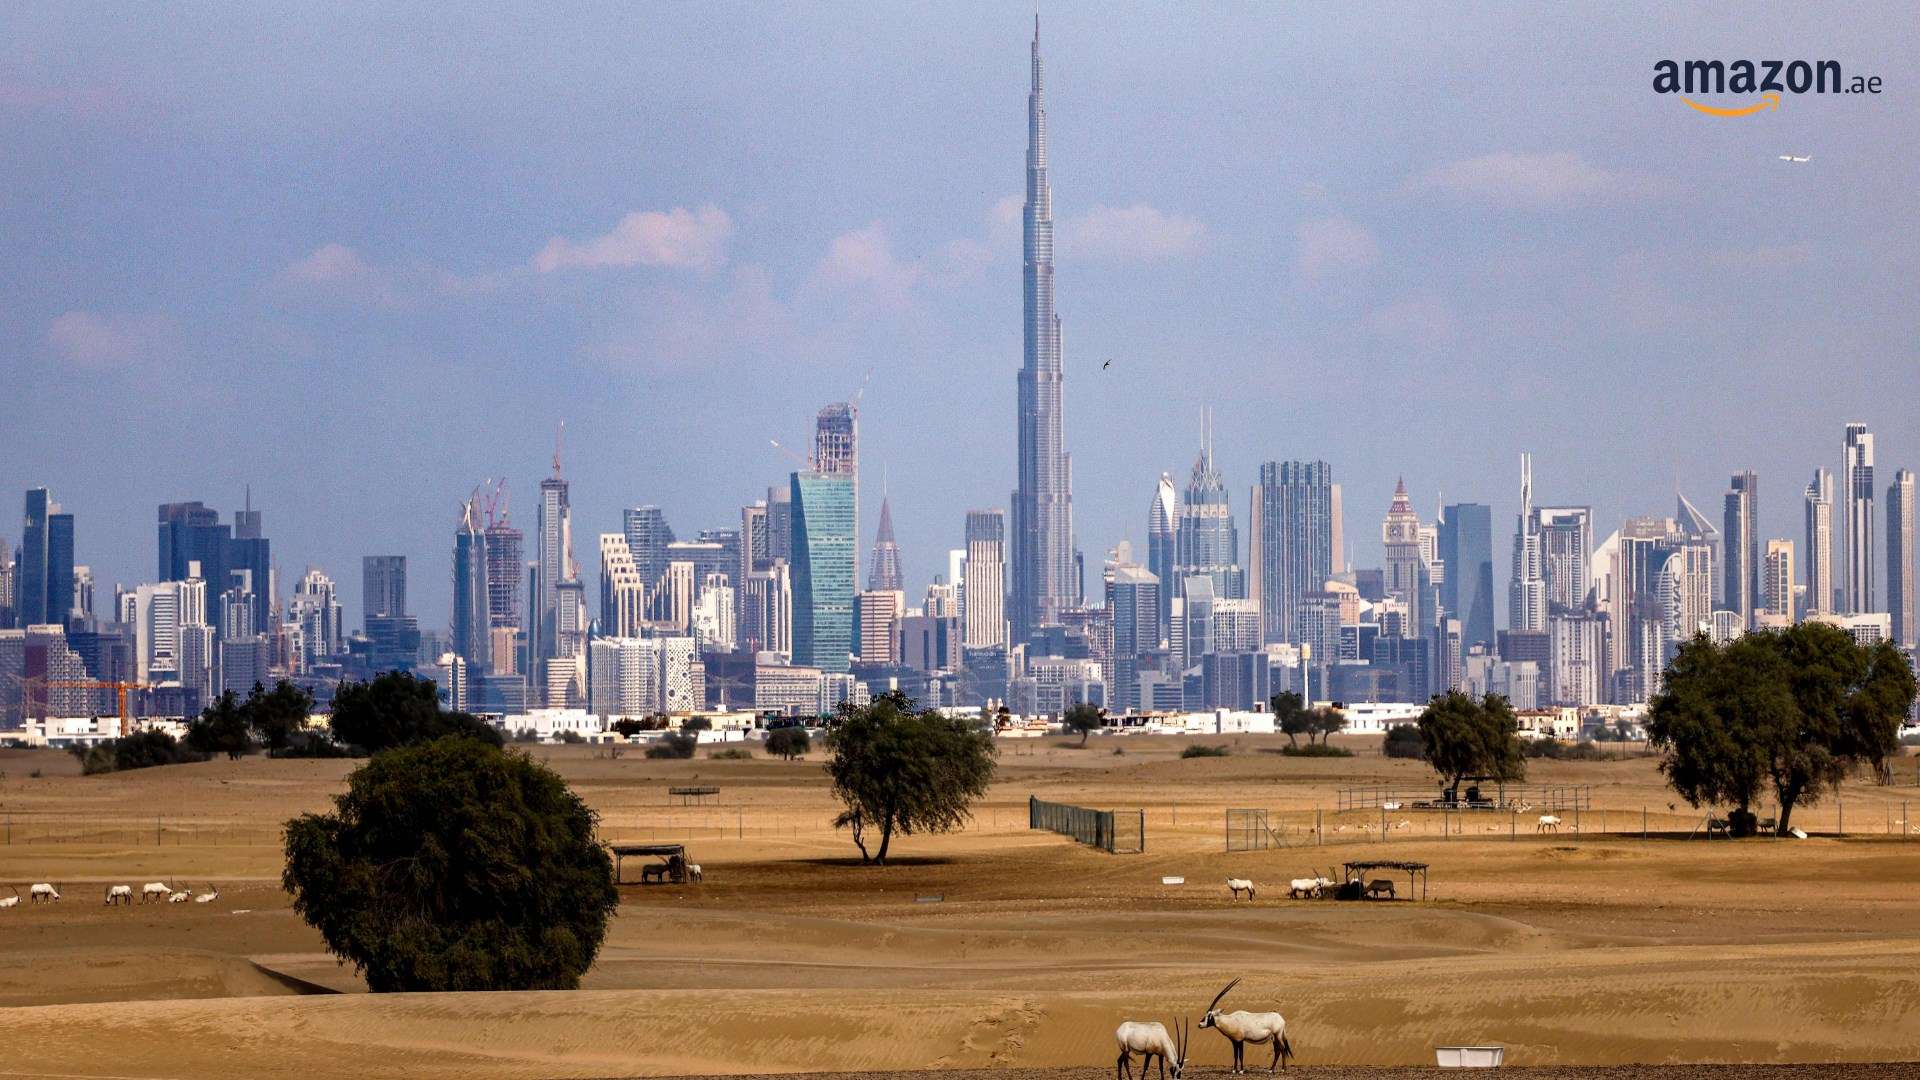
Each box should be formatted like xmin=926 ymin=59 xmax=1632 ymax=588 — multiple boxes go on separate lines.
xmin=1439 ymin=503 xmax=1494 ymax=650
xmin=1762 ymin=538 xmax=1796 ymax=623
xmin=742 ymin=500 xmax=771 ymax=575
xmin=963 ymin=509 xmax=1007 ymax=648
xmin=156 ymin=499 xmax=267 ymax=637
xmin=1844 ymin=422 xmax=1875 ymax=614
xmin=1010 ymin=18 xmax=1075 ymax=645
xmin=1804 ymin=468 xmax=1836 ymax=617
xmin=1252 ymin=461 xmax=1335 ymax=646
xmin=1106 ymin=561 xmax=1160 ymax=713
xmin=1176 ymin=412 xmax=1243 ymax=605
xmin=1889 ymin=469 xmax=1915 ymax=647
xmin=740 ymin=560 xmax=791 ymax=658
xmin=855 ymin=589 xmax=905 ymax=666
xmin=1146 ymin=473 xmax=1177 ymax=642
xmin=866 ymin=497 xmax=903 ymax=592
xmin=1722 ymin=471 xmax=1759 ymax=627
xmin=597 ymin=534 xmax=647 ymax=638
xmin=791 ymin=470 xmax=856 ymax=673
xmin=1381 ymin=479 xmax=1423 ymax=633
xmin=288 ymin=567 xmax=343 ymax=667
xmin=1509 ymin=455 xmax=1547 ymax=634
xmin=813 ymin=402 xmax=858 ymax=478
xmin=1536 ymin=505 xmax=1592 ymax=615
xmin=0 ymin=541 xmax=14 ymax=630
xmin=453 ymin=495 xmax=490 ymax=671
xmin=532 ymin=459 xmax=573 ymax=666
xmin=484 ymin=515 xmax=523 ymax=636
xmin=766 ymin=486 xmax=792 ymax=563
xmin=44 ymin=507 xmax=74 ymax=627
xmin=363 ymin=555 xmax=407 ymax=625
xmin=622 ymin=506 xmax=675 ymax=586
xmin=19 ymin=488 xmax=68 ymax=628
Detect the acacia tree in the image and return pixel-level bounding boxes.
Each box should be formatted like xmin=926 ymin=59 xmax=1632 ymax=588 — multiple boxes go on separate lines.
xmin=826 ymin=691 xmax=997 ymax=865
xmin=1648 ymin=623 xmax=1912 ymax=836
xmin=1271 ymin=692 xmax=1310 ymax=748
xmin=1417 ymin=691 xmax=1524 ymax=801
xmin=1307 ymin=706 xmax=1348 ymax=746
xmin=282 ymin=736 xmax=617 ymax=991
xmin=766 ymin=726 xmax=811 ymax=760
xmin=328 ymin=671 xmax=502 ymax=752
xmin=1063 ymin=701 xmax=1104 ymax=746
xmin=247 ymin=680 xmax=315 ymax=756
xmin=187 ymin=690 xmax=255 ymax=760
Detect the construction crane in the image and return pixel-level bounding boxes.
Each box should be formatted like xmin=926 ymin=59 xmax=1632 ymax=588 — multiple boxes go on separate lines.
xmin=41 ymin=680 xmax=152 ymax=738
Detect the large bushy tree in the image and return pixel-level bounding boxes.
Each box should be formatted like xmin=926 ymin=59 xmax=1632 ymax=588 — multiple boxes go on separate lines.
xmin=282 ymin=737 xmax=618 ymax=991
xmin=1063 ymin=701 xmax=1104 ymax=746
xmin=826 ymin=691 xmax=996 ymax=865
xmin=1272 ymin=692 xmax=1311 ymax=748
xmin=327 ymin=671 xmax=502 ymax=753
xmin=1418 ymin=691 xmax=1524 ymax=801
xmin=187 ymin=690 xmax=256 ymax=760
xmin=247 ymin=680 xmax=315 ymax=755
xmin=1648 ymin=623 xmax=1913 ymax=836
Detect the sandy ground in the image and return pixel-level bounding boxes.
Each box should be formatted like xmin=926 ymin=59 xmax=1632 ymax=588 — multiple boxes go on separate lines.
xmin=2 ymin=737 xmax=1919 ymax=1078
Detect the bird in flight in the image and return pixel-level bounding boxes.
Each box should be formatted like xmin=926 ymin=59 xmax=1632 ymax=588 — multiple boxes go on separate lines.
xmin=1778 ymin=154 xmax=1812 ymax=163
xmin=1102 ymin=358 xmax=1113 ymax=370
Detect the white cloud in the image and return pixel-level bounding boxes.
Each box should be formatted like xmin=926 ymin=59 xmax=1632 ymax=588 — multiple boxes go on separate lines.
xmin=812 ymin=222 xmax=921 ymax=305
xmin=1414 ymin=151 xmax=1663 ymax=207
xmin=46 ymin=310 xmax=177 ymax=370
xmin=533 ymin=205 xmax=733 ymax=273
xmin=272 ymin=243 xmax=502 ymax=308
xmin=1063 ymin=203 xmax=1207 ymax=261
xmin=1293 ymin=216 xmax=1380 ymax=280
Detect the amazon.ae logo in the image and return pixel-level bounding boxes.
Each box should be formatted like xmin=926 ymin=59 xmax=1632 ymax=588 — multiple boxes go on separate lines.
xmin=1654 ymin=59 xmax=1883 ymax=116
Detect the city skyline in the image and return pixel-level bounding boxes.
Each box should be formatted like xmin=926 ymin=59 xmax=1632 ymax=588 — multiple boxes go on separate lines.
xmin=4 ymin=5 xmax=1917 ymax=636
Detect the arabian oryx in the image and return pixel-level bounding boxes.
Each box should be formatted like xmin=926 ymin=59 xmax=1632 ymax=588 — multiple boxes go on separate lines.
xmin=1537 ymin=814 xmax=1562 ymax=833
xmin=1198 ymin=978 xmax=1294 ymax=1073
xmin=1115 ymin=1017 xmax=1187 ymax=1080
xmin=105 ymin=884 xmax=134 ymax=906
xmin=0 ymin=886 xmax=19 ymax=909
xmin=1226 ymin=878 xmax=1255 ymax=900
xmin=140 ymin=881 xmax=172 ymax=904
xmin=30 ymin=883 xmax=61 ymax=904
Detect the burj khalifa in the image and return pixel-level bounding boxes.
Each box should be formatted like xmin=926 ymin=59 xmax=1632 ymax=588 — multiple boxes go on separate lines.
xmin=1010 ymin=16 xmax=1075 ymax=645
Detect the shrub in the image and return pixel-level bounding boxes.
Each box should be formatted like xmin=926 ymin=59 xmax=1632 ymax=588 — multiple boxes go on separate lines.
xmin=73 ymin=731 xmax=209 ymax=775
xmin=709 ymin=746 xmax=752 ymax=760
xmin=1382 ymin=724 xmax=1424 ymax=760
xmin=1279 ymin=743 xmax=1353 ymax=758
xmin=1523 ymin=738 xmax=1609 ymax=761
xmin=282 ymin=737 xmax=617 ymax=992
xmin=680 ymin=716 xmax=713 ymax=733
xmin=556 ymin=731 xmax=585 ymax=745
xmin=280 ymin=731 xmax=353 ymax=758
xmin=1181 ymin=743 xmax=1231 ymax=759
xmin=645 ymin=733 xmax=698 ymax=759
xmin=765 ymin=727 xmax=811 ymax=760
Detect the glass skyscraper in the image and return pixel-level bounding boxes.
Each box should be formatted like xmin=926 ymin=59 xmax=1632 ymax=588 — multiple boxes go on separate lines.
xmin=1439 ymin=502 xmax=1494 ymax=651
xmin=1253 ymin=461 xmax=1334 ymax=647
xmin=791 ymin=470 xmax=856 ymax=673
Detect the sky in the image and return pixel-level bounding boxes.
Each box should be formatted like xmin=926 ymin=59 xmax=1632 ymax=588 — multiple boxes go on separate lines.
xmin=4 ymin=3 xmax=1917 ymax=633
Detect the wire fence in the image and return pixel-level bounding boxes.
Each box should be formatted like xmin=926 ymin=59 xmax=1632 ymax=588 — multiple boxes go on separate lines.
xmin=1029 ymin=796 xmax=1145 ymax=854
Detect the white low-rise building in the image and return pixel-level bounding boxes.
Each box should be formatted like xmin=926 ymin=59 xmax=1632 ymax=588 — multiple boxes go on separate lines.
xmin=1333 ymin=702 xmax=1424 ymax=734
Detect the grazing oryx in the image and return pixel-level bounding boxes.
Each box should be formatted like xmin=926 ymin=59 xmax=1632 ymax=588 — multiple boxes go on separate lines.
xmin=0 ymin=886 xmax=19 ymax=909
xmin=105 ymin=885 xmax=134 ymax=906
xmin=141 ymin=881 xmax=172 ymax=904
xmin=1226 ymin=878 xmax=1256 ymax=900
xmin=30 ymin=883 xmax=60 ymax=904
xmin=194 ymin=884 xmax=219 ymax=904
xmin=687 ymin=863 xmax=704 ymax=883
xmin=1365 ymin=879 xmax=1396 ymax=900
xmin=1115 ymin=1017 xmax=1187 ymax=1080
xmin=1198 ymin=978 xmax=1294 ymax=1073
xmin=640 ymin=864 xmax=669 ymax=884
xmin=1537 ymin=814 xmax=1562 ymax=833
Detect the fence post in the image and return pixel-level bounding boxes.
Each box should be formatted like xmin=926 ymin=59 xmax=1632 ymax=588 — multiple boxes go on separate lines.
xmin=1510 ymin=808 xmax=1515 ymax=840
xmin=1642 ymin=806 xmax=1648 ymax=840
xmin=1839 ymin=797 xmax=1845 ymax=836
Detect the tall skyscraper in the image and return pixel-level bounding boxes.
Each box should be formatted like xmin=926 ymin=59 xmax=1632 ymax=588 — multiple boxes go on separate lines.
xmin=1106 ymin=561 xmax=1160 ymax=713
xmin=1722 ymin=471 xmax=1759 ymax=627
xmin=866 ymin=497 xmax=903 ymax=592
xmin=1762 ymin=539 xmax=1796 ymax=622
xmin=963 ymin=509 xmax=1007 ymax=649
xmin=1804 ymin=469 xmax=1835 ymax=617
xmin=791 ymin=470 xmax=856 ymax=673
xmin=1509 ymin=454 xmax=1547 ymax=634
xmin=1010 ymin=17 xmax=1074 ymax=645
xmin=1252 ymin=461 xmax=1334 ymax=646
xmin=1439 ymin=502 xmax=1494 ymax=650
xmin=1843 ymin=422 xmax=1875 ymax=614
xmin=533 ymin=448 xmax=574 ymax=671
xmin=1175 ymin=411 xmax=1243 ymax=604
xmin=156 ymin=499 xmax=267 ymax=637
xmin=17 ymin=489 xmax=59 ymax=628
xmin=453 ymin=494 xmax=490 ymax=671
xmin=1536 ymin=506 xmax=1592 ymax=615
xmin=1146 ymin=472 xmax=1177 ymax=642
xmin=482 ymin=498 xmax=523 ymax=639
xmin=44 ymin=507 xmax=74 ymax=627
xmin=622 ymin=506 xmax=675 ymax=585
xmin=1381 ymin=479 xmax=1423 ymax=633
xmin=362 ymin=555 xmax=407 ymax=624
xmin=1890 ymin=469 xmax=1915 ymax=648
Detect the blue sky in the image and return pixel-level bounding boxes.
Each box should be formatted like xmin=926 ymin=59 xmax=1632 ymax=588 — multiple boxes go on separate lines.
xmin=4 ymin=3 xmax=1916 ymax=630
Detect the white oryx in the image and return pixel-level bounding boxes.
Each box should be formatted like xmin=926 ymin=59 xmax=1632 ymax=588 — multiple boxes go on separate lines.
xmin=1198 ymin=978 xmax=1294 ymax=1074
xmin=194 ymin=884 xmax=219 ymax=904
xmin=30 ymin=883 xmax=60 ymax=904
xmin=1114 ymin=1017 xmax=1187 ymax=1080
xmin=168 ymin=886 xmax=193 ymax=903
xmin=105 ymin=884 xmax=134 ymax=906
xmin=1226 ymin=878 xmax=1256 ymax=900
xmin=140 ymin=881 xmax=172 ymax=904
xmin=1287 ymin=873 xmax=1332 ymax=899
xmin=0 ymin=886 xmax=19 ymax=909
xmin=687 ymin=864 xmax=704 ymax=883
xmin=1537 ymin=814 xmax=1562 ymax=833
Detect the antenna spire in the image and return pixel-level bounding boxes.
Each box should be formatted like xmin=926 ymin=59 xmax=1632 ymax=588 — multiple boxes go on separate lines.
xmin=552 ymin=420 xmax=566 ymax=480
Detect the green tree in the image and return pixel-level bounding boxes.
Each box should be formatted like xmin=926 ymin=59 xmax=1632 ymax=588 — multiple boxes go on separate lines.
xmin=1648 ymin=624 xmax=1913 ymax=836
xmin=327 ymin=672 xmax=503 ymax=753
xmin=1271 ymin=692 xmax=1310 ymax=748
xmin=826 ymin=691 xmax=997 ymax=865
xmin=1417 ymin=691 xmax=1524 ymax=802
xmin=645 ymin=733 xmax=697 ymax=759
xmin=282 ymin=737 xmax=617 ymax=992
xmin=247 ymin=680 xmax=315 ymax=756
xmin=1063 ymin=701 xmax=1104 ymax=746
xmin=765 ymin=727 xmax=811 ymax=760
xmin=1307 ymin=706 xmax=1348 ymax=746
xmin=187 ymin=690 xmax=256 ymax=760
xmin=73 ymin=730 xmax=209 ymax=775
xmin=680 ymin=715 xmax=713 ymax=733
xmin=1382 ymin=723 xmax=1424 ymax=760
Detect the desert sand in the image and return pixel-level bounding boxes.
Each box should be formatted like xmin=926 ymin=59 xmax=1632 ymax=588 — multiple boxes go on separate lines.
xmin=2 ymin=735 xmax=1919 ymax=1079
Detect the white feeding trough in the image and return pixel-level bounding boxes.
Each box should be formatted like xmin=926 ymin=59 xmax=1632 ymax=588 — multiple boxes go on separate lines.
xmin=1436 ymin=1045 xmax=1504 ymax=1068
xmin=1789 ymin=828 xmax=1809 ymax=839
xmin=1161 ymin=876 xmax=1185 ymax=886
